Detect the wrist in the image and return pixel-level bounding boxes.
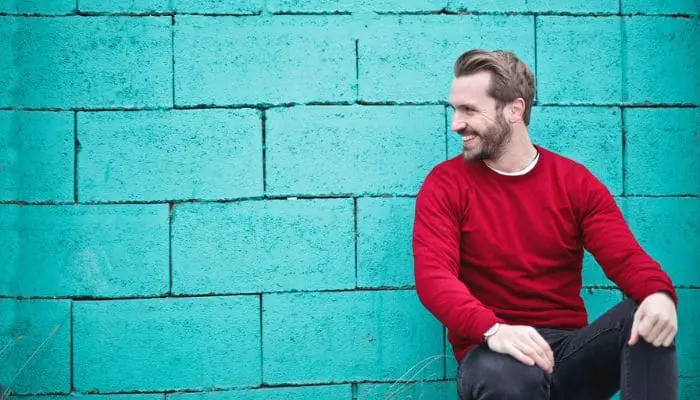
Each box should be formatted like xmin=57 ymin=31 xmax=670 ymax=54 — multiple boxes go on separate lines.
xmin=483 ymin=323 xmax=500 ymax=343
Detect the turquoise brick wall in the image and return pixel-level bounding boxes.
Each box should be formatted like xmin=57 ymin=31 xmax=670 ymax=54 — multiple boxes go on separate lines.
xmin=0 ymin=1 xmax=697 ymax=399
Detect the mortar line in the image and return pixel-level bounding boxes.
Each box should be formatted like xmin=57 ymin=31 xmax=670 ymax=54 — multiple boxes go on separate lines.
xmin=1 ymin=103 xmax=696 ymax=112
xmin=533 ymin=15 xmax=538 ymax=105
xmin=168 ymin=202 xmax=174 ymax=295
xmin=261 ymin=110 xmax=267 ymax=194
xmin=0 ymin=11 xmax=695 ymax=17
xmin=355 ymin=39 xmax=360 ymax=101
xmin=3 ymin=287 xmax=422 ymax=302
xmin=259 ymin=294 xmax=264 ymax=384
xmin=443 ymin=328 xmax=447 ymax=379
xmin=7 ymin=379 xmax=457 ymax=397
xmin=73 ymin=111 xmax=78 ymax=204
xmin=620 ymin=108 xmax=627 ymax=196
xmin=70 ymin=300 xmax=74 ymax=391
xmin=171 ymin=15 xmax=176 ymax=107
xmin=351 ymin=383 xmax=358 ymax=400
xmin=354 ymin=198 xmax=359 ymax=288
xmin=620 ymin=16 xmax=629 ymax=104
xmin=2 ymin=285 xmax=653 ymax=301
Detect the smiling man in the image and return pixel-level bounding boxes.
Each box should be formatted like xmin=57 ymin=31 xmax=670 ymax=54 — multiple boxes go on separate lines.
xmin=412 ymin=49 xmax=679 ymax=400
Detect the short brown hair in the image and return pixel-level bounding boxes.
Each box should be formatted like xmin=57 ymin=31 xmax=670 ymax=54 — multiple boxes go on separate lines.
xmin=454 ymin=49 xmax=535 ymax=125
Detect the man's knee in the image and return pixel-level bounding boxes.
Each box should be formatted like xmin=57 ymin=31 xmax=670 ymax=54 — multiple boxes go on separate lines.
xmin=458 ymin=346 xmax=550 ymax=399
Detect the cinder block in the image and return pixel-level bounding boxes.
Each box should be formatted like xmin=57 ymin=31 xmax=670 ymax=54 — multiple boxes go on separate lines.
xmin=581 ymin=288 xmax=622 ymax=323
xmin=19 ymin=395 xmax=164 ymax=400
xmin=677 ymin=289 xmax=699 ymax=378
xmin=536 ymin=17 xmax=621 ymax=104
xmin=174 ymin=16 xmax=355 ymax=106
xmin=0 ymin=111 xmax=73 ymax=202
xmin=74 ymin=296 xmax=261 ymax=391
xmin=358 ymin=15 xmax=535 ymax=102
xmin=176 ymin=0 xmax=263 ymax=13
xmin=0 ymin=204 xmax=169 ymax=297
xmin=78 ymin=0 xmax=172 ymax=12
xmin=446 ymin=329 xmax=458 ymax=379
xmin=681 ymin=377 xmax=700 ymax=399
xmin=0 ymin=300 xmax=70 ymax=394
xmin=266 ymin=106 xmax=445 ymax=196
xmin=172 ymin=199 xmax=355 ymax=294
xmin=79 ymin=0 xmax=263 ymax=14
xmin=267 ymin=0 xmax=447 ymax=13
xmin=624 ymin=17 xmax=700 ymax=104
xmin=357 ymin=197 xmax=416 ymax=288
xmin=626 ymin=198 xmax=699 ymax=287
xmin=582 ymin=251 xmax=616 ymax=287
xmin=356 ymin=380 xmax=458 ymax=400
xmin=78 ymin=109 xmax=262 ymax=201
xmin=624 ymin=108 xmax=699 ymax=195
xmin=446 ymin=0 xmax=618 ymax=13
xmin=170 ymin=385 xmax=352 ymax=400
xmin=262 ymin=290 xmax=444 ymax=383
xmin=622 ymin=0 xmax=699 ymax=15
xmin=0 ymin=17 xmax=171 ymax=108
xmin=0 ymin=0 xmax=75 ymax=14
xmin=530 ymin=106 xmax=623 ymax=195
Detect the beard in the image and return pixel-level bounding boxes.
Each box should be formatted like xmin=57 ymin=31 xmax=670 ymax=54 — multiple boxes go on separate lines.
xmin=462 ymin=113 xmax=513 ymax=162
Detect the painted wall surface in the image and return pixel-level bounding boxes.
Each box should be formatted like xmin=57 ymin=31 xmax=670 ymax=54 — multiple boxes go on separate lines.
xmin=0 ymin=0 xmax=698 ymax=399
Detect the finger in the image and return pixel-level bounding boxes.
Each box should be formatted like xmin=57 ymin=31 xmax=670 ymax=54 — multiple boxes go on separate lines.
xmin=529 ymin=330 xmax=555 ymax=367
xmin=637 ymin=316 xmax=655 ymax=343
xmin=647 ymin=317 xmax=666 ymax=346
xmin=507 ymin=343 xmax=535 ymax=367
xmin=662 ymin=326 xmax=678 ymax=347
xmin=514 ymin=340 xmax=550 ymax=372
xmin=520 ymin=335 xmax=552 ymax=372
xmin=651 ymin=322 xmax=670 ymax=347
xmin=629 ymin=311 xmax=642 ymax=345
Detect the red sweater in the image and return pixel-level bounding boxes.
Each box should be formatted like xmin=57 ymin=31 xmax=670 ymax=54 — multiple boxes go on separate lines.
xmin=413 ymin=146 xmax=677 ymax=363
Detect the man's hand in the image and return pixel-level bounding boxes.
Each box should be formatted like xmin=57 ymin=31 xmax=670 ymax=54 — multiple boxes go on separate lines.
xmin=629 ymin=292 xmax=678 ymax=347
xmin=486 ymin=324 xmax=554 ymax=373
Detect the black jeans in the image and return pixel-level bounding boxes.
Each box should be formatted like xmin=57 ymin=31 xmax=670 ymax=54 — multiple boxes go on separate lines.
xmin=457 ymin=299 xmax=678 ymax=399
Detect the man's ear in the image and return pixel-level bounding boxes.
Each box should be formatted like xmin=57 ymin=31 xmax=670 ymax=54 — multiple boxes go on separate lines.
xmin=508 ymin=98 xmax=526 ymax=123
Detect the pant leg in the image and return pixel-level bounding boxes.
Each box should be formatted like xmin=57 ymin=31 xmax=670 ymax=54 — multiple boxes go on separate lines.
xmin=457 ymin=345 xmax=551 ymax=400
xmin=540 ymin=298 xmax=677 ymax=400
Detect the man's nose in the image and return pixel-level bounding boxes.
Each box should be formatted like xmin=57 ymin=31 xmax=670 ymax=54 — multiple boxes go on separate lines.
xmin=451 ymin=117 xmax=467 ymax=133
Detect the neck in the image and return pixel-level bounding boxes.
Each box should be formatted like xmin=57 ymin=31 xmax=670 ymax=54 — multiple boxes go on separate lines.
xmin=483 ymin=126 xmax=537 ymax=173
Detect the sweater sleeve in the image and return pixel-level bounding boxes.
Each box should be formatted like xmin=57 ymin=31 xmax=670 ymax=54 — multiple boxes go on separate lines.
xmin=574 ymin=165 xmax=678 ymax=305
xmin=413 ymin=168 xmax=504 ymax=343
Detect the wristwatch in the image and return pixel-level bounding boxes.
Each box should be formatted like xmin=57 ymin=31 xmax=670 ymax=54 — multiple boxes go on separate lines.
xmin=483 ymin=323 xmax=500 ymax=342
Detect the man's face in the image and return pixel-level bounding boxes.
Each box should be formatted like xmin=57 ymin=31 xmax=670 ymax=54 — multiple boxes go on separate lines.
xmin=449 ymin=72 xmax=512 ymax=162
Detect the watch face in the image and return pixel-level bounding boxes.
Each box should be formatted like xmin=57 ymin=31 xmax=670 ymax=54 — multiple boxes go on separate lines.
xmin=485 ymin=324 xmax=499 ymax=336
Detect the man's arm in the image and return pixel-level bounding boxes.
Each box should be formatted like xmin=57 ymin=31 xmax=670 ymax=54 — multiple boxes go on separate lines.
xmin=575 ymin=165 xmax=677 ymax=304
xmin=576 ymin=165 xmax=678 ymax=347
xmin=412 ymin=168 xmax=503 ymax=344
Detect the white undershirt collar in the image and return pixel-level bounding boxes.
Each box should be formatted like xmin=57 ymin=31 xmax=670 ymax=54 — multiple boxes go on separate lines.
xmin=485 ymin=151 xmax=540 ymax=176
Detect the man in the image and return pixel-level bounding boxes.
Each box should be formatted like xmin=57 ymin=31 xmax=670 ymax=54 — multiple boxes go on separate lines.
xmin=412 ymin=49 xmax=678 ymax=399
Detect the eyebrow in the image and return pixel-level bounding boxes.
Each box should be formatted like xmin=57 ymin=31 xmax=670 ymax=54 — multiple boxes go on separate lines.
xmin=449 ymin=102 xmax=479 ymax=111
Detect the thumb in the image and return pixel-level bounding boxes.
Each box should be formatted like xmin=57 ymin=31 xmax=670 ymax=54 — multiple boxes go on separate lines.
xmin=629 ymin=309 xmax=643 ymax=346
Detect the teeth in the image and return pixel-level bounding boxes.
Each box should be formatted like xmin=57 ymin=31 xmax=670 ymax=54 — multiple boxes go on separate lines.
xmin=462 ymin=135 xmax=476 ymax=142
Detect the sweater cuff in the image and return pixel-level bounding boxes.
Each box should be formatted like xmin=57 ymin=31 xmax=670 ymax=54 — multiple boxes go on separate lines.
xmin=470 ymin=310 xmax=505 ymax=344
xmin=641 ymin=280 xmax=678 ymax=306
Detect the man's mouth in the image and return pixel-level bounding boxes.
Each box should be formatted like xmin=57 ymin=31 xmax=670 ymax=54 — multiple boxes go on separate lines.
xmin=462 ymin=133 xmax=478 ymax=143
